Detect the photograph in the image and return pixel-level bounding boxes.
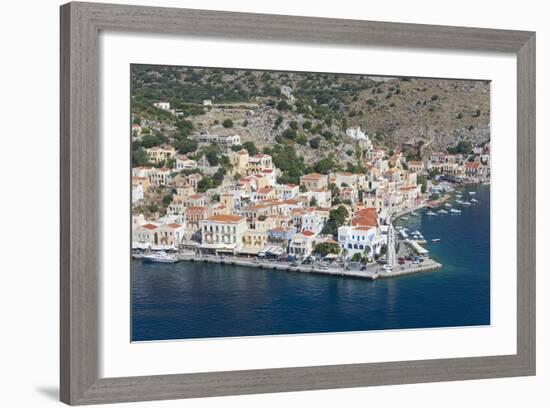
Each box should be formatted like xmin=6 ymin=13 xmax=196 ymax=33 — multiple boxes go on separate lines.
xmin=130 ymin=65 xmax=491 ymax=342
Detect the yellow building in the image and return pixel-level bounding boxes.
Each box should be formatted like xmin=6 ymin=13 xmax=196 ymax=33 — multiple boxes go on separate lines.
xmin=230 ymin=149 xmax=249 ymax=174
xmin=146 ymin=145 xmax=176 ymax=164
xmin=199 ymin=214 xmax=248 ymax=254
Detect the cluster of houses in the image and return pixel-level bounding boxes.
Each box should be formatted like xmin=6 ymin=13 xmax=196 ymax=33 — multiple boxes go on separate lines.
xmin=409 ymin=143 xmax=491 ymax=183
xmin=131 ymin=124 xmax=489 ymax=261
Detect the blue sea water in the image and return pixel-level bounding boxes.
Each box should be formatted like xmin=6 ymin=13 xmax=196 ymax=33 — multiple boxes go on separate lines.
xmin=131 ymin=184 xmax=490 ymax=341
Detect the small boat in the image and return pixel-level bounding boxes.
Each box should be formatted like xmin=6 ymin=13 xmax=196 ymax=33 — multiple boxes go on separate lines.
xmin=471 ymin=198 xmax=479 ymax=203
xmin=142 ymin=251 xmax=178 ymax=264
xmin=469 ymin=191 xmax=476 ymax=195
xmin=413 ymin=230 xmax=421 ymax=235
xmin=438 ymin=209 xmax=448 ymax=214
xmin=401 ymin=216 xmax=409 ymax=220
xmin=450 ymin=208 xmax=462 ymax=214
xmin=461 ymin=201 xmax=472 ymax=206
xmin=411 ymin=211 xmax=419 ymax=216
xmin=432 ymin=238 xmax=441 ymax=242
xmin=426 ymin=211 xmax=437 ymax=216
xmin=444 ymin=203 xmax=452 ymax=208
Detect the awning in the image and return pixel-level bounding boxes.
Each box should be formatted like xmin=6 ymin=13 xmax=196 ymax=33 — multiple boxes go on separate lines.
xmin=262 ymin=246 xmax=285 ymax=256
xmin=237 ymin=247 xmax=263 ymax=255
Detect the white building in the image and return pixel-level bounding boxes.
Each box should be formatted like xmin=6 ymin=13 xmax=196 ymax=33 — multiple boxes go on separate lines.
xmin=248 ymin=154 xmax=273 ymax=174
xmin=302 ymin=212 xmax=324 ymax=234
xmin=302 ymin=189 xmax=332 ymax=208
xmin=131 ymin=183 xmax=144 ymax=203
xmin=153 ymin=101 xmax=171 ymax=111
xmin=289 ymin=230 xmax=316 ymax=257
xmin=345 ymin=126 xmax=373 ymax=151
xmin=175 ymin=155 xmax=198 ymax=170
xmin=275 ymin=184 xmax=300 ymax=200
xmin=132 ymin=221 xmax=184 ymax=250
xmin=149 ymin=168 xmax=173 ymax=186
xmin=198 ymin=132 xmax=241 ymax=148
xmin=337 ymin=225 xmax=384 ymax=260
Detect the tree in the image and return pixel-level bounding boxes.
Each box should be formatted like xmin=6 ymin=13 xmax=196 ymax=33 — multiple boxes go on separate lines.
xmin=242 ymin=141 xmax=259 ymax=155
xmin=175 ymin=138 xmax=198 ymax=154
xmin=277 ymin=100 xmax=291 ymax=111
xmin=314 ymin=242 xmax=340 ymax=257
xmin=314 ymin=157 xmax=335 ymax=174
xmin=132 ymin=147 xmax=149 ymax=166
xmin=321 ymin=130 xmax=333 ymax=140
xmin=140 ymin=133 xmax=162 ymax=148
xmin=289 ymin=120 xmax=299 ymax=130
xmin=309 ymin=137 xmax=321 ymax=149
xmin=296 ymin=133 xmax=307 ymax=146
xmin=351 ymin=253 xmax=362 ymax=262
xmin=272 ymin=145 xmax=306 ymax=185
xmin=447 ymin=140 xmax=472 ymax=155
xmin=213 ymin=167 xmax=226 ymax=183
xmin=310 ymin=196 xmax=318 ymax=207
xmin=283 ymin=128 xmax=297 ymax=140
xmin=206 ymin=150 xmax=219 ymax=166
xmin=321 ymin=205 xmax=349 ymax=238
xmin=197 ymin=176 xmax=214 ymax=192
xmin=222 ymin=119 xmax=234 ymax=128
xmin=428 ymin=168 xmax=440 ymax=179
xmin=417 ymin=175 xmax=428 ymax=194
xmin=274 ymin=115 xmax=283 ymax=128
xmin=162 ymin=194 xmax=173 ymax=206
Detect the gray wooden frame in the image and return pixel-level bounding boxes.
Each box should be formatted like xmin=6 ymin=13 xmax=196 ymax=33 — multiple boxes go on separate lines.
xmin=60 ymin=1 xmax=536 ymax=405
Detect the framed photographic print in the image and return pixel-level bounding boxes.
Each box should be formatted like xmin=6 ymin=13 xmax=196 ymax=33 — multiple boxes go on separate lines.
xmin=60 ymin=2 xmax=536 ymax=405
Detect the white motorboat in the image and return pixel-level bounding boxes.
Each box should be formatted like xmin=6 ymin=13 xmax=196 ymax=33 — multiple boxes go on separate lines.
xmin=450 ymin=208 xmax=462 ymax=214
xmin=469 ymin=191 xmax=476 ymax=195
xmin=444 ymin=203 xmax=452 ymax=208
xmin=461 ymin=201 xmax=472 ymax=206
xmin=471 ymin=198 xmax=479 ymax=203
xmin=426 ymin=211 xmax=437 ymax=216
xmin=438 ymin=209 xmax=448 ymax=214
xmin=142 ymin=251 xmax=178 ymax=264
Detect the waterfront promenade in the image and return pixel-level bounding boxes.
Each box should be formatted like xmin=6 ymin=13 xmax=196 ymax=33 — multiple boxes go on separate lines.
xmin=172 ymin=253 xmax=442 ymax=280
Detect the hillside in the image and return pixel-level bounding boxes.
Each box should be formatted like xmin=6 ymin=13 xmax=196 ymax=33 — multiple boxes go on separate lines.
xmin=131 ymin=65 xmax=490 ymax=167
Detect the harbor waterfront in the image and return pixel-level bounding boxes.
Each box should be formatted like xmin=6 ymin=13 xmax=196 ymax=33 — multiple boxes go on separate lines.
xmin=132 ymin=184 xmax=490 ymax=341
